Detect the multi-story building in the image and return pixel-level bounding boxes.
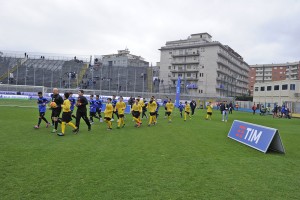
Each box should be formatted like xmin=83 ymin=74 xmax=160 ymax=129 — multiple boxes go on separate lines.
xmin=253 ymin=80 xmax=300 ymax=113
xmin=249 ymin=62 xmax=300 ymax=96
xmin=159 ymin=33 xmax=249 ymax=97
xmin=101 ymin=48 xmax=149 ymax=68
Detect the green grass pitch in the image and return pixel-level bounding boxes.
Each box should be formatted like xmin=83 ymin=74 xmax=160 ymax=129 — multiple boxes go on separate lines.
xmin=0 ymin=99 xmax=299 ymax=199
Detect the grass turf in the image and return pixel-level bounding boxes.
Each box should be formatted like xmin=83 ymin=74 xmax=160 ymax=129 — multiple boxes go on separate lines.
xmin=0 ymin=99 xmax=299 ymax=199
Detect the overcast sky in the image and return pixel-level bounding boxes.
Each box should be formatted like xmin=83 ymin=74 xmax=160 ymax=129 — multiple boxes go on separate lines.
xmin=1 ymin=0 xmax=299 ymax=65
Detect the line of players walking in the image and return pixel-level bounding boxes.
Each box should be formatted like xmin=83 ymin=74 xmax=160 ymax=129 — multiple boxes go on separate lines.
xmin=34 ymin=88 xmax=197 ymax=136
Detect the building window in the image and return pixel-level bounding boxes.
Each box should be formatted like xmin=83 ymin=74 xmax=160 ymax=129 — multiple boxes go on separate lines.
xmin=199 ymin=73 xmax=204 ymax=77
xmin=267 ymin=86 xmax=272 ymax=91
xmin=255 ymin=87 xmax=258 ymax=91
xmin=187 ymin=73 xmax=191 ymax=77
xmin=290 ymin=84 xmax=296 ymax=90
xmin=178 ymin=73 xmax=182 ymax=77
xmin=282 ymin=84 xmax=288 ymax=90
xmin=274 ymin=85 xmax=279 ymax=90
xmin=169 ymin=51 xmax=172 ymax=54
xmin=178 ymin=66 xmax=183 ymax=70
xmin=260 ymin=86 xmax=265 ymax=91
xmin=168 ymin=66 xmax=171 ymax=69
xmin=172 ymin=73 xmax=175 ymax=77
xmin=187 ymin=65 xmax=191 ymax=69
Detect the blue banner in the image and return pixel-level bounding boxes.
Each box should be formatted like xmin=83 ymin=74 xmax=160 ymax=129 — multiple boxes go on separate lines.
xmin=175 ymin=77 xmax=181 ymax=107
xmin=228 ymin=120 xmax=285 ymax=153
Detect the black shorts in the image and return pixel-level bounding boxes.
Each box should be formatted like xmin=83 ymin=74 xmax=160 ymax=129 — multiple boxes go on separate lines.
xmin=96 ymin=108 xmax=101 ymax=113
xmin=132 ymin=111 xmax=140 ymax=118
xmin=90 ymin=112 xmax=96 ymax=116
xmin=150 ymin=112 xmax=156 ymax=116
xmin=62 ymin=112 xmax=72 ymax=123
xmin=118 ymin=114 xmax=124 ymax=118
xmin=207 ymin=112 xmax=212 ymax=115
xmin=185 ymin=111 xmax=190 ymax=115
xmin=39 ymin=112 xmax=45 ymax=117
xmin=166 ymin=111 xmax=171 ymax=116
xmin=52 ymin=108 xmax=61 ymax=118
xmin=104 ymin=117 xmax=111 ymax=121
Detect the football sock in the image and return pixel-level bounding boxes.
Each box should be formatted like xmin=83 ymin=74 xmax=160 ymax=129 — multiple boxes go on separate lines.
xmin=67 ymin=122 xmax=76 ymax=129
xmin=61 ymin=122 xmax=66 ymax=134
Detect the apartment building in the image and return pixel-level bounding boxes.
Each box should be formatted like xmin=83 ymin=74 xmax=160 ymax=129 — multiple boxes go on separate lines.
xmin=159 ymin=33 xmax=249 ymax=97
xmin=102 ymin=49 xmax=149 ymax=68
xmin=249 ymin=62 xmax=300 ymax=96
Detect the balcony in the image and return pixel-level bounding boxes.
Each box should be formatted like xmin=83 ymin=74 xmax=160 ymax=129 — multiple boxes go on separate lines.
xmin=171 ymin=60 xmax=200 ymax=65
xmin=172 ymin=52 xmax=199 ymax=57
xmin=170 ymin=68 xmax=199 ymax=73
xmin=217 ymin=53 xmax=249 ymax=72
xmin=170 ymin=77 xmax=199 ymax=81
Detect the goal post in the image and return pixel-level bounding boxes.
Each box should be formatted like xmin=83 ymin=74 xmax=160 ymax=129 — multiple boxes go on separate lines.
xmin=0 ymin=84 xmax=46 ymax=95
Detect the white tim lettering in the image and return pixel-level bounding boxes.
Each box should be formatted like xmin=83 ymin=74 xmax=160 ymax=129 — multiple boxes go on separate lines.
xmin=244 ymin=128 xmax=252 ymax=140
xmin=248 ymin=129 xmax=255 ymax=141
xmin=251 ymin=131 xmax=263 ymax=144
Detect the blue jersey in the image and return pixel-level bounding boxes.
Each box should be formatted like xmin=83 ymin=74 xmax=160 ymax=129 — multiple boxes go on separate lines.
xmin=69 ymin=97 xmax=76 ymax=111
xmin=112 ymin=99 xmax=117 ymax=108
xmin=37 ymin=97 xmax=49 ymax=113
xmin=89 ymin=99 xmax=97 ymax=112
xmin=163 ymin=99 xmax=168 ymax=106
xmin=156 ymin=103 xmax=160 ymax=112
xmin=178 ymin=104 xmax=184 ymax=111
xmin=95 ymin=99 xmax=103 ymax=110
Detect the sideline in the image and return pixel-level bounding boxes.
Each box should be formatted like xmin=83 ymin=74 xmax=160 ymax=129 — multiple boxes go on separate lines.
xmin=0 ymin=104 xmax=39 ymax=108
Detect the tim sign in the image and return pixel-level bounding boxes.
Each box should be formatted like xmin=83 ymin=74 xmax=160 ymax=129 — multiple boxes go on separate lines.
xmin=228 ymin=120 xmax=285 ymax=154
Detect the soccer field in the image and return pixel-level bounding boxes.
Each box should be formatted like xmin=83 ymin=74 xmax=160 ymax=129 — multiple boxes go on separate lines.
xmin=0 ymin=99 xmax=299 ymax=199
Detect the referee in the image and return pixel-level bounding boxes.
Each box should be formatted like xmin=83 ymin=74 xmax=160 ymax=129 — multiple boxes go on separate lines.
xmin=51 ymin=88 xmax=63 ymax=133
xmin=74 ymin=90 xmax=91 ymax=132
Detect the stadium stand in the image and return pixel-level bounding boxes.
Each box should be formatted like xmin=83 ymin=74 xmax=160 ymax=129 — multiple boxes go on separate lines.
xmin=81 ymin=65 xmax=148 ymax=92
xmin=0 ymin=56 xmax=86 ymax=88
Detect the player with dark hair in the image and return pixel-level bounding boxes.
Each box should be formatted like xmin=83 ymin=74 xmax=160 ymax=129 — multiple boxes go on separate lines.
xmin=57 ymin=92 xmax=78 ymax=136
xmin=178 ymin=102 xmax=184 ymax=118
xmin=89 ymin=94 xmax=99 ymax=124
xmin=95 ymin=95 xmax=103 ymax=122
xmin=184 ymin=101 xmax=191 ymax=121
xmin=111 ymin=95 xmax=118 ymax=121
xmin=165 ymin=98 xmax=174 ymax=123
xmin=34 ymin=92 xmax=50 ymax=129
xmin=51 ymin=88 xmax=64 ymax=133
xmin=104 ymin=98 xmax=113 ymax=130
xmin=74 ymin=90 xmax=91 ymax=132
xmin=163 ymin=96 xmax=168 ymax=118
xmin=69 ymin=92 xmax=76 ymax=119
xmin=131 ymin=98 xmax=142 ymax=127
xmin=115 ymin=96 xmax=126 ymax=128
xmin=147 ymin=96 xmax=157 ymax=126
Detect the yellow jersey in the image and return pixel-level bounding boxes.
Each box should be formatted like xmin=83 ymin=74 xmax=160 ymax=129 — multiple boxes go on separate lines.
xmin=138 ymin=99 xmax=145 ymax=107
xmin=62 ymin=99 xmax=71 ymax=112
xmin=185 ymin=104 xmax=191 ymax=112
xmin=132 ymin=103 xmax=142 ymax=113
xmin=104 ymin=103 xmax=113 ymax=118
xmin=147 ymin=101 xmax=157 ymax=113
xmin=115 ymin=101 xmax=126 ymax=115
xmin=206 ymin=104 xmax=213 ymax=113
xmin=166 ymin=102 xmax=174 ymax=112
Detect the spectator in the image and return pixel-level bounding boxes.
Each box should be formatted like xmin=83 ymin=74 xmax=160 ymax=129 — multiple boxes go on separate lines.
xmin=190 ymin=99 xmax=197 ymax=115
xmin=252 ymin=104 xmax=257 ymax=115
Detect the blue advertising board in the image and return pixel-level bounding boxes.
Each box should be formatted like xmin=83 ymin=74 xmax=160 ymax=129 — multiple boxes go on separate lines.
xmin=228 ymin=120 xmax=285 ymax=153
